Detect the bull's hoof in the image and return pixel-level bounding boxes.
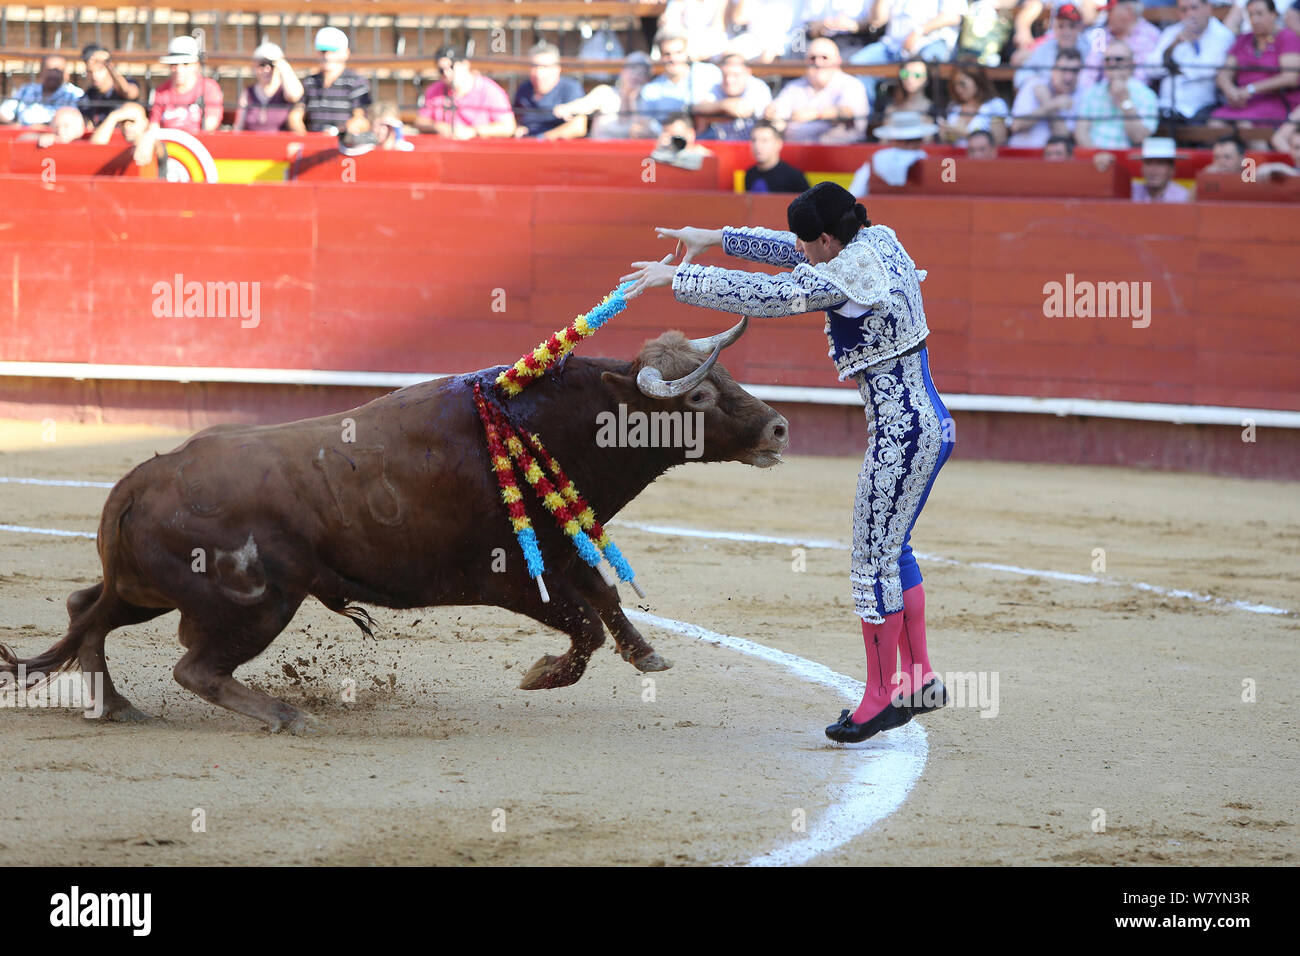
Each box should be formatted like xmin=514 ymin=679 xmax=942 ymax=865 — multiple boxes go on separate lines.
xmin=270 ymin=712 xmax=328 ymax=736
xmin=518 ymin=654 xmax=580 ymax=690
xmin=99 ymin=702 xmax=156 ymax=723
xmin=631 ymin=651 xmax=673 ymax=673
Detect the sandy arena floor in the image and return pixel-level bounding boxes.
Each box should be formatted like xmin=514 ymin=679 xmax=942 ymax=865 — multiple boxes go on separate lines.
xmin=0 ymin=419 xmax=1296 ymax=866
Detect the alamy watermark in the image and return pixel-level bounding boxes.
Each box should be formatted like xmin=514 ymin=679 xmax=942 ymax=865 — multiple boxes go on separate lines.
xmin=151 ymin=273 xmax=261 ymax=328
xmin=1042 ymin=273 xmax=1151 ymax=329
xmin=595 ymin=403 xmax=704 ymax=459
xmin=0 ymin=666 xmax=104 ymax=718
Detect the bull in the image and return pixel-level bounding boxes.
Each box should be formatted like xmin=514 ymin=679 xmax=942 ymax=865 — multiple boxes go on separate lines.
xmin=1 ymin=321 xmax=788 ymax=734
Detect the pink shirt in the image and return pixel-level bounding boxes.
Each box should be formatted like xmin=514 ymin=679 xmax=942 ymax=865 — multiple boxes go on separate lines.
xmin=418 ymin=74 xmax=513 ymax=130
xmin=150 ymin=77 xmax=223 ymax=134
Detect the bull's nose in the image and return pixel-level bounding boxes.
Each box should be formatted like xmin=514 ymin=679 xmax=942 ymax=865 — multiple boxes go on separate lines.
xmin=765 ymin=415 xmax=790 ymax=449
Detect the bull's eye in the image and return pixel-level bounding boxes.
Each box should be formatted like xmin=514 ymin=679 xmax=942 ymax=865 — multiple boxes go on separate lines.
xmin=689 ymin=391 xmax=706 ymax=405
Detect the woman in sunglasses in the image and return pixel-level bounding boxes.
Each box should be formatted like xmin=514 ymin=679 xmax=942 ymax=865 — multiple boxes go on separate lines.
xmin=234 ymin=42 xmax=303 ymax=132
xmin=621 ymin=182 xmax=955 ymax=743
xmin=881 ymin=58 xmax=935 ymax=125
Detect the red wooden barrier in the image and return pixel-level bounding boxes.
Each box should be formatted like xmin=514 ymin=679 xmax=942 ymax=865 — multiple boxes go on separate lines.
xmin=1 ymin=177 xmax=1297 ymax=415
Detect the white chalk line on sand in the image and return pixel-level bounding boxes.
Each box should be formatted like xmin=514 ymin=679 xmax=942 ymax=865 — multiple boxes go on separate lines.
xmin=611 ymin=520 xmax=1292 ymax=617
xmin=626 ymin=610 xmax=925 ymax=868
xmin=5 ymin=478 xmax=1292 ymax=616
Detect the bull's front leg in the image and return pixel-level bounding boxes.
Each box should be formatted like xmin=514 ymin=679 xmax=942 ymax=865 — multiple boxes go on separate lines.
xmin=513 ymin=579 xmax=609 ymax=691
xmin=571 ymin=563 xmax=673 ymax=675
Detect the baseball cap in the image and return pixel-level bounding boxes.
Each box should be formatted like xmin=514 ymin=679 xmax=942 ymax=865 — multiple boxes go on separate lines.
xmin=1056 ymin=3 xmax=1083 ymax=21
xmin=315 ymin=26 xmax=349 ymax=52
xmin=253 ymin=41 xmax=284 ymax=62
xmin=160 ymin=35 xmax=200 ymax=64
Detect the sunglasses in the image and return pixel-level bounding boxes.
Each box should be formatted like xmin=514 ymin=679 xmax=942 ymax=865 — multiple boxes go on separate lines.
xmin=1104 ymin=56 xmax=1132 ymax=65
xmin=899 ymin=69 xmax=926 ymax=79
xmin=806 ymin=53 xmax=834 ymax=64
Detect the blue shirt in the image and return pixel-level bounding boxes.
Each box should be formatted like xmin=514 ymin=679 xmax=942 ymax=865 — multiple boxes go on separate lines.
xmin=514 ymin=75 xmax=585 ymax=136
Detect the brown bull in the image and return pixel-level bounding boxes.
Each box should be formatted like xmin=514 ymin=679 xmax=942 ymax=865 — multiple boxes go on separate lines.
xmin=1 ymin=323 xmax=788 ymax=733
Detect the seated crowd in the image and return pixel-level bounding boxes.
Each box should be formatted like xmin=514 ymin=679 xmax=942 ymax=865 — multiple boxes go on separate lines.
xmin=3 ymin=0 xmax=1298 ymax=196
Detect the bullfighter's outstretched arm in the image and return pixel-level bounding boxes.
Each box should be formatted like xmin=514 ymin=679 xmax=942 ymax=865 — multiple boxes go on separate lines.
xmin=720 ymin=225 xmax=809 ymax=268
xmin=671 ymin=262 xmax=849 ymax=317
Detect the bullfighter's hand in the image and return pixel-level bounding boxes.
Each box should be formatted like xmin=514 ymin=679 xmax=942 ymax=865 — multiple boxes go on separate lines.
xmin=620 ymin=254 xmax=679 ymax=300
xmin=654 ymin=225 xmax=720 ymax=264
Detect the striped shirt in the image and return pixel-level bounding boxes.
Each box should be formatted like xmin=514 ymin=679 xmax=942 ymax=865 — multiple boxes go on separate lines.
xmin=300 ymin=69 xmax=371 ymax=133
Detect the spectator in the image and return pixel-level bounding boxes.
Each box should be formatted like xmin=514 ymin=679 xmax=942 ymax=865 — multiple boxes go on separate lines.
xmin=727 ymin=0 xmax=804 ymax=61
xmin=1224 ymin=0 xmax=1299 ymax=33
xmin=234 ymin=43 xmax=303 ymax=132
xmin=79 ymin=44 xmax=140 ymax=128
xmin=848 ymin=109 xmax=937 ymax=194
xmin=513 ymin=42 xmax=586 ymax=139
xmin=289 ymin=27 xmax=371 ymax=135
xmin=1008 ymin=47 xmax=1082 ymax=147
xmin=1 ymin=55 xmax=84 ymax=126
xmin=1077 ymin=0 xmax=1162 ymax=93
xmin=1074 ymin=40 xmax=1159 ymax=147
xmin=89 ymin=101 xmax=148 ymax=145
xmin=880 ymin=58 xmax=936 ymax=124
xmin=369 ymin=101 xmax=414 ymax=151
xmin=638 ymin=31 xmax=724 ymax=120
xmin=966 ymin=127 xmax=999 ymax=156
xmin=553 ymin=52 xmax=660 ymax=139
xmin=416 ymin=44 xmax=515 ymax=139
xmin=1257 ymin=122 xmax=1300 ymax=173
xmin=1211 ymin=0 xmax=1300 ymax=126
xmin=649 ymin=111 xmax=714 ymax=169
xmin=1131 ymin=136 xmax=1191 ymax=200
xmin=1145 ymin=0 xmax=1236 ymax=122
xmin=658 ymin=0 xmax=730 ymax=61
xmin=802 ymin=0 xmax=878 ymax=57
xmin=88 ymin=101 xmax=164 ymax=171
xmin=34 ymin=106 xmax=86 ymax=146
xmin=1043 ymin=132 xmax=1076 ymax=158
xmin=1206 ymin=132 xmax=1247 ymax=171
xmin=1271 ymin=99 xmax=1300 ymax=148
xmin=695 ymin=51 xmax=774 ymax=139
xmin=744 ymin=119 xmax=811 ymax=190
xmin=938 ymin=59 xmax=1010 ymax=145
xmin=766 ymin=36 xmax=870 ymax=142
xmin=149 ymin=36 xmax=222 ymax=134
xmin=849 ymin=0 xmax=969 ymax=103
xmin=1012 ymin=3 xmax=1089 ymax=90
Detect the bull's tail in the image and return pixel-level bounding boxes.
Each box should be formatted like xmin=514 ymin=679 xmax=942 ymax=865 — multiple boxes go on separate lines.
xmin=0 ymin=582 xmax=104 ymax=686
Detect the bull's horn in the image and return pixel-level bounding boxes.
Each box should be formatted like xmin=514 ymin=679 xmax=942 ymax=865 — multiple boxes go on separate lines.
xmin=636 ymin=344 xmax=722 ymax=399
xmin=687 ymin=316 xmax=749 ymax=354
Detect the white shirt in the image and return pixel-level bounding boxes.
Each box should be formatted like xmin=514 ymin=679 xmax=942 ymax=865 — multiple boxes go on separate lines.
xmin=1145 ymin=17 xmax=1236 ymax=117
xmin=883 ymin=0 xmax=969 ymax=52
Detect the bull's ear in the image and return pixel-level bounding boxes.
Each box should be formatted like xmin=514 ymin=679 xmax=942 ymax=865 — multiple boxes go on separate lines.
xmin=600 ymin=370 xmax=642 ymax=403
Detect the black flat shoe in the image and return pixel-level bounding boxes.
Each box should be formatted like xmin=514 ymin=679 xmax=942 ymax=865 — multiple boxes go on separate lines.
xmin=909 ymin=677 xmax=949 ymax=715
xmin=825 ymin=699 xmax=912 ymax=743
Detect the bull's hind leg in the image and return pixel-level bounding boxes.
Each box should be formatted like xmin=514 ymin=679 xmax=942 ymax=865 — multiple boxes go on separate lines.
xmin=67 ymin=583 xmax=172 ymax=722
xmin=571 ymin=564 xmax=672 ymax=674
xmin=172 ymin=602 xmax=321 ymax=735
xmin=515 ymin=581 xmax=608 ymax=691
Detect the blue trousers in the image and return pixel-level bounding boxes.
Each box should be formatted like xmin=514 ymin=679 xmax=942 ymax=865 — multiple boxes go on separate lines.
xmin=851 ymin=347 xmax=954 ymax=623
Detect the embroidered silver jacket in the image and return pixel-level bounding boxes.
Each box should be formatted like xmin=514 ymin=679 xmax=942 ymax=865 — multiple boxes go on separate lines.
xmin=671 ymin=224 xmax=930 ymax=380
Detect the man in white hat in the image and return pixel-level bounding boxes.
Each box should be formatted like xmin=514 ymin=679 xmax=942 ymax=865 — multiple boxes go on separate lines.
xmin=150 ymin=35 xmax=223 ymax=134
xmin=848 ymin=109 xmax=937 ymax=195
xmin=1132 ymin=136 xmax=1191 ymax=202
xmin=288 ymin=26 xmax=372 ymax=135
